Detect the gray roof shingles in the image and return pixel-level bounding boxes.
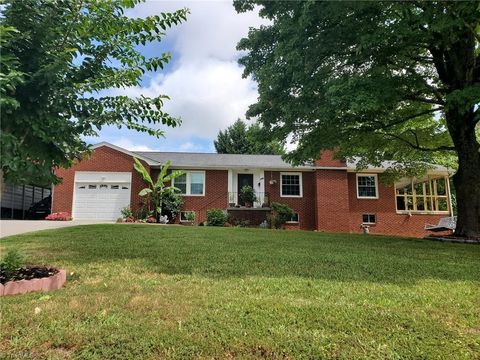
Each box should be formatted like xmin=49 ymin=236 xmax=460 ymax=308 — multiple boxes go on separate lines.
xmin=133 ymin=151 xmax=313 ymax=170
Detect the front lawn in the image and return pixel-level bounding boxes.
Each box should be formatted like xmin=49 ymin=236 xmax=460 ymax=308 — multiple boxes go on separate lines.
xmin=1 ymin=225 xmax=479 ymax=359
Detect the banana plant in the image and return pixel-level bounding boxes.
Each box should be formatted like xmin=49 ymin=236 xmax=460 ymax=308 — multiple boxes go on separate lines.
xmin=133 ymin=157 xmax=185 ymax=221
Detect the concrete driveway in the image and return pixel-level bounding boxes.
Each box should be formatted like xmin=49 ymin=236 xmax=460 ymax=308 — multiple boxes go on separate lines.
xmin=0 ymin=220 xmax=112 ymax=238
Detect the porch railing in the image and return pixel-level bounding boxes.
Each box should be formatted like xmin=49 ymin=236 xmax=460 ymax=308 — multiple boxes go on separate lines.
xmin=227 ymin=192 xmax=270 ymax=208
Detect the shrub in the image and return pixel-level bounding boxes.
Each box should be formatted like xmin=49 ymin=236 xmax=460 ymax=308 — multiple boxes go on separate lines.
xmin=45 ymin=212 xmax=71 ymax=221
xmin=233 ymin=218 xmax=250 ymax=227
xmin=183 ymin=211 xmax=195 ymax=223
xmin=120 ymin=206 xmax=133 ymax=219
xmin=135 ymin=204 xmax=149 ymax=221
xmin=206 ymin=209 xmax=228 ymax=226
xmin=269 ymin=202 xmax=294 ymax=229
xmin=1 ymin=249 xmax=25 ymax=281
xmin=162 ymin=191 xmax=184 ymax=222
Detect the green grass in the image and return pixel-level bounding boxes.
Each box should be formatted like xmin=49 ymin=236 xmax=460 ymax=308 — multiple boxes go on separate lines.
xmin=1 ymin=225 xmax=479 ymax=359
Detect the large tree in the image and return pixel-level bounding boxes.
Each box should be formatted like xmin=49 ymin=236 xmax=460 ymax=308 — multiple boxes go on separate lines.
xmin=235 ymin=1 xmax=480 ymax=238
xmin=214 ymin=119 xmax=285 ymax=154
xmin=0 ymin=0 xmax=188 ymax=186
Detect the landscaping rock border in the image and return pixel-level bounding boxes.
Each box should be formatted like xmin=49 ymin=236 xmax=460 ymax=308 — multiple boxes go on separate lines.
xmin=0 ymin=269 xmax=66 ymax=296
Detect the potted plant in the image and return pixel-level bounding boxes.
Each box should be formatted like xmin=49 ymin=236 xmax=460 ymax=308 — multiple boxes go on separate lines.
xmin=240 ymin=185 xmax=257 ymax=208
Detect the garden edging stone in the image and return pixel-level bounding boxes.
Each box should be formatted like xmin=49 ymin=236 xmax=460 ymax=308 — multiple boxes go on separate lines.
xmin=0 ymin=269 xmax=66 ymax=296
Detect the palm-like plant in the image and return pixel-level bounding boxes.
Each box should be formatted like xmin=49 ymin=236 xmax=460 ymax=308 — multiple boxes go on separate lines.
xmin=133 ymin=158 xmax=184 ymax=221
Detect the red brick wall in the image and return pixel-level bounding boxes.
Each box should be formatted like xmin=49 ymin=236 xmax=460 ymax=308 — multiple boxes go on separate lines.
xmin=52 ymin=146 xmax=149 ymax=215
xmin=178 ymin=170 xmax=228 ymax=224
xmin=227 ymin=209 xmax=270 ymax=226
xmin=315 ymin=169 xmax=351 ymax=233
xmin=264 ymin=171 xmax=317 ymax=230
xmin=314 ymin=150 xmax=346 ymax=167
xmin=346 ymin=173 xmax=450 ymax=237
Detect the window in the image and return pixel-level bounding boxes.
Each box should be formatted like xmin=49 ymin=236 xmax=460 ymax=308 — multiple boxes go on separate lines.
xmin=395 ymin=176 xmax=449 ymax=213
xmin=362 ymin=214 xmax=376 ymax=224
xmin=99 ymin=184 xmax=108 ymax=189
xmin=175 ymin=174 xmax=187 ymax=194
xmin=78 ymin=185 xmax=86 ymax=189
xmin=190 ymin=172 xmax=204 ymax=195
xmin=356 ymin=174 xmax=378 ymax=199
xmin=287 ymin=213 xmax=300 ymax=223
xmin=122 ymin=185 xmax=129 ymax=190
xmin=111 ymin=185 xmax=119 ymax=189
xmin=180 ymin=211 xmax=195 ymax=222
xmin=281 ymin=173 xmax=302 ymax=197
xmin=88 ymin=184 xmax=97 ymax=189
xmin=173 ymin=171 xmax=205 ymax=196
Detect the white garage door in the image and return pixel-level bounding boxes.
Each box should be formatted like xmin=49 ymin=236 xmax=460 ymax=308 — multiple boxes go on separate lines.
xmin=72 ymin=172 xmax=132 ymax=220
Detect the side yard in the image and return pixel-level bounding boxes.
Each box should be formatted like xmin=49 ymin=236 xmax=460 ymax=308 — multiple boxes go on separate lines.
xmin=1 ymin=225 xmax=479 ymax=359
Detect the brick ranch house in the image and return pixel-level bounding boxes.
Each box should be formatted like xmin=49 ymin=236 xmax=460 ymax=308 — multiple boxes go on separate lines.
xmin=52 ymin=142 xmax=454 ymax=238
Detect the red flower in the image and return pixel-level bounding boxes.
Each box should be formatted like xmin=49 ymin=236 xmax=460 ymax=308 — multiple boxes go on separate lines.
xmin=45 ymin=212 xmax=72 ymax=221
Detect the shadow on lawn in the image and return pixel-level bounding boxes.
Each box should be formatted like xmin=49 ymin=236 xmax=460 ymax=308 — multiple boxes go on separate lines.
xmin=4 ymin=224 xmax=480 ymax=285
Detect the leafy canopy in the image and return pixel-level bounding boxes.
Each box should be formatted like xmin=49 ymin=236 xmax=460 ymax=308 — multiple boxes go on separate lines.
xmin=0 ymin=0 xmax=188 ymax=185
xmin=214 ymin=119 xmax=285 ymax=155
xmin=235 ymin=1 xmax=479 ymax=171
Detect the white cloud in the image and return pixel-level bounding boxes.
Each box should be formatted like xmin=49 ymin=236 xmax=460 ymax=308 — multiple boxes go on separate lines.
xmin=111 ymin=137 xmax=159 ymax=151
xmin=106 ymin=0 xmax=269 ymax=148
xmin=111 ymin=58 xmax=258 ymax=140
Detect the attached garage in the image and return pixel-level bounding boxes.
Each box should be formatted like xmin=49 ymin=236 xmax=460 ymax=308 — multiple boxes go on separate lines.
xmin=72 ymin=172 xmax=132 ymax=220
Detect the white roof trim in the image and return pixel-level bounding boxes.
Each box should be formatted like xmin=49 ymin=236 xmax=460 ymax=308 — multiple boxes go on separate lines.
xmin=90 ymin=142 xmax=160 ymax=166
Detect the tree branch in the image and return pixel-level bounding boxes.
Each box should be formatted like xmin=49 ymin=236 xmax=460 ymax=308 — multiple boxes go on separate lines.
xmin=382 ymin=132 xmax=455 ymax=152
xmin=372 ymin=108 xmax=443 ymax=130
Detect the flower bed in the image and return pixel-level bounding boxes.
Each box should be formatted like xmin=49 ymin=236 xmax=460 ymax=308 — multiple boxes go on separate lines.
xmin=45 ymin=212 xmax=72 ymax=221
xmin=0 ymin=267 xmax=66 ymax=296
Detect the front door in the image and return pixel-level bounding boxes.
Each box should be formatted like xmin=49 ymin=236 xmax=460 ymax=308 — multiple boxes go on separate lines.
xmin=237 ymin=174 xmax=254 ymax=205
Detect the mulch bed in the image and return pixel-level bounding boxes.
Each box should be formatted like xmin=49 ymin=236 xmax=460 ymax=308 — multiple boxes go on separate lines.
xmin=424 ymin=235 xmax=480 ymax=244
xmin=0 ymin=266 xmax=59 ymax=285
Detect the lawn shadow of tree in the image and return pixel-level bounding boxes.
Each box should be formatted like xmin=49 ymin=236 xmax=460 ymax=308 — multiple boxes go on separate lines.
xmin=4 ymin=225 xmax=479 ymax=285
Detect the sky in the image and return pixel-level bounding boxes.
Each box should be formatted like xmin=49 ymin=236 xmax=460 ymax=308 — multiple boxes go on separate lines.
xmin=83 ymin=0 xmax=268 ymax=153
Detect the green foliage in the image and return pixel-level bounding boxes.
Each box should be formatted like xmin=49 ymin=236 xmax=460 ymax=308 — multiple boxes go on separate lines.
xmin=134 ymin=157 xmax=184 ymax=220
xmin=120 ymin=206 xmax=133 ymax=219
xmin=182 ymin=211 xmax=195 ymax=223
xmin=0 ymin=0 xmax=188 ymax=185
xmin=235 ymin=1 xmax=480 ymax=237
xmin=0 ymin=26 xmax=24 ymax=113
xmin=239 ymin=185 xmax=257 ymax=205
xmin=161 ymin=190 xmax=184 ymax=222
xmin=269 ymin=202 xmax=294 ymax=229
xmin=214 ymin=119 xmax=285 ymax=155
xmin=206 ymin=209 xmax=228 ymax=227
xmin=1 ymin=249 xmax=25 ymax=280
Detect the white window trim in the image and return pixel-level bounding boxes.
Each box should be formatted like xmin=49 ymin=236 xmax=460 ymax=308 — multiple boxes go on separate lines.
xmin=173 ymin=171 xmax=206 ymax=196
xmin=286 ymin=212 xmax=300 ymax=223
xmin=394 ymin=176 xmax=451 ymax=215
xmin=362 ymin=213 xmax=376 ymax=224
xmin=356 ymin=173 xmax=379 ymax=199
xmin=180 ymin=211 xmax=195 ymax=222
xmin=280 ymin=172 xmax=303 ymax=198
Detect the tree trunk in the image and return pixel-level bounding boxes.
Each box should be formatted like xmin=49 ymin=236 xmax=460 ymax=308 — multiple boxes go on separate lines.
xmin=447 ymin=110 xmax=480 ymax=239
